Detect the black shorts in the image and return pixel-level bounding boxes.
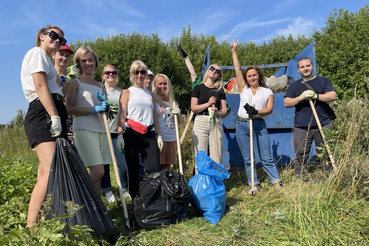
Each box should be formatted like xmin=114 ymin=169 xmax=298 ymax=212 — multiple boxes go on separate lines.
xmin=24 ymin=96 xmax=68 ymax=148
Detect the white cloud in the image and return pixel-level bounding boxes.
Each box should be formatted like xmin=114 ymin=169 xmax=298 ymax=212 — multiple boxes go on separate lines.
xmin=192 ymin=9 xmax=236 ymax=35
xmin=111 ymin=1 xmax=146 ymax=18
xmin=1 ymin=40 xmax=22 ymax=45
xmin=276 ymin=17 xmax=315 ymax=37
xmin=219 ymin=18 xmax=290 ymax=41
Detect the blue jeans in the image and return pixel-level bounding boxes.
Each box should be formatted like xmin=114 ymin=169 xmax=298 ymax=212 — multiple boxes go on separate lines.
xmin=236 ymin=119 xmax=280 ymax=185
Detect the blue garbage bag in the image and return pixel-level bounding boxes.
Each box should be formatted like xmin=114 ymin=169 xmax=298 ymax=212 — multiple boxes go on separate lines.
xmin=188 ymin=151 xmax=230 ymax=225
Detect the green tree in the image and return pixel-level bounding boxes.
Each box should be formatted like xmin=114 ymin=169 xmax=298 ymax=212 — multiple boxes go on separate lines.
xmin=313 ymin=5 xmax=369 ymax=99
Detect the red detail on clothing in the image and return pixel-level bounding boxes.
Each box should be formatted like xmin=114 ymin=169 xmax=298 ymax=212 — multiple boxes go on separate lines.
xmin=127 ymin=119 xmax=148 ymax=134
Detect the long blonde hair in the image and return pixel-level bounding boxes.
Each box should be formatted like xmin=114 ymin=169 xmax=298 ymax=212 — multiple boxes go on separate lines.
xmin=202 ymin=63 xmax=224 ymax=92
xmin=152 ymin=74 xmax=176 ymax=107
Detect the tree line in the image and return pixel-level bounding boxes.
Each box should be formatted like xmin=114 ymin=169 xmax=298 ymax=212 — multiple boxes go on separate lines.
xmin=70 ymin=5 xmax=369 ymax=109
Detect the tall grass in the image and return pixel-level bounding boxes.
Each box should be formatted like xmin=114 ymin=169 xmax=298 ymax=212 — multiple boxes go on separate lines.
xmin=1 ymin=99 xmax=369 ymax=245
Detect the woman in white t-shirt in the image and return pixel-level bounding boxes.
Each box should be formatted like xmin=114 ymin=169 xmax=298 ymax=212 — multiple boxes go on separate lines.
xmin=21 ymin=25 xmax=68 ymax=227
xmin=116 ymin=60 xmax=162 ymax=200
xmin=231 ymin=39 xmax=280 ymax=193
xmin=152 ymin=74 xmax=182 ymax=172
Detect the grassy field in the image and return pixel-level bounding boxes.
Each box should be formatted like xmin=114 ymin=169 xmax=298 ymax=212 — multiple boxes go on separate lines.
xmin=1 ymin=99 xmax=369 ymax=245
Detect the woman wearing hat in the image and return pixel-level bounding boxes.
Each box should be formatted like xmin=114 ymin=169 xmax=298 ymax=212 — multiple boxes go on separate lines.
xmin=52 ymin=44 xmax=78 ymax=96
xmin=52 ymin=44 xmax=78 ymax=144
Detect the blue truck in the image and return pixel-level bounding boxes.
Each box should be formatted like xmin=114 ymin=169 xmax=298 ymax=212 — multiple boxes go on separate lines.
xmin=199 ymin=41 xmax=317 ymax=168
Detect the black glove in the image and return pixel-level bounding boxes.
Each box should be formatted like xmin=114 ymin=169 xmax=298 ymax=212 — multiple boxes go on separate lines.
xmin=243 ymin=103 xmax=258 ymax=117
xmin=177 ymin=44 xmax=188 ymax=58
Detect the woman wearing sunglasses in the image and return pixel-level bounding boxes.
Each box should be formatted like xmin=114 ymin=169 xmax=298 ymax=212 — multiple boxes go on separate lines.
xmin=191 ymin=64 xmax=227 ymax=168
xmin=66 ymin=47 xmax=111 ymax=193
xmin=152 ymin=74 xmax=182 ymax=172
xmin=21 ymin=25 xmax=68 ymax=227
xmin=117 ymin=60 xmax=162 ymax=200
xmin=230 ymin=39 xmax=280 ymax=193
xmin=99 ymin=65 xmax=129 ymax=202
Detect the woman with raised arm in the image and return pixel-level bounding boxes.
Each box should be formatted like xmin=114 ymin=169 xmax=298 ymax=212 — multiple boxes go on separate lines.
xmin=21 ymin=25 xmax=68 ymax=227
xmin=66 ymin=47 xmax=111 ymax=192
xmin=152 ymin=74 xmax=182 ymax=172
xmin=191 ymin=64 xmax=227 ymax=169
xmin=230 ymin=39 xmax=280 ymax=193
xmin=116 ymin=60 xmax=162 ymax=200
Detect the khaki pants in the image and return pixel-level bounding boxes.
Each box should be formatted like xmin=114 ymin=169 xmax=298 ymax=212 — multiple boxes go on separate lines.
xmin=192 ymin=115 xmax=223 ymax=165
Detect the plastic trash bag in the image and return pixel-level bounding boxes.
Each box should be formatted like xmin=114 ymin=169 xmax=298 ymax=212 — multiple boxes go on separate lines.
xmin=133 ymin=169 xmax=191 ymax=229
xmin=46 ymin=138 xmax=114 ymax=237
xmin=189 ymin=151 xmax=230 ymax=225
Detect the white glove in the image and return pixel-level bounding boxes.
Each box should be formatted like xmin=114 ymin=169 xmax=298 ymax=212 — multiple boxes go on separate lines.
xmin=50 ymin=115 xmax=61 ymax=137
xmin=170 ymin=106 xmax=181 ymax=116
xmin=116 ymin=135 xmax=125 ymax=153
xmin=299 ymin=90 xmax=317 ymax=101
xmin=157 ymin=135 xmax=163 ymax=152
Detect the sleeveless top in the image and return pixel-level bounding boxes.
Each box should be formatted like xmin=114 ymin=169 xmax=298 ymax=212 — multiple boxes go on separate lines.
xmin=73 ymin=78 xmax=106 ymax=133
xmin=127 ymin=87 xmax=153 ymax=127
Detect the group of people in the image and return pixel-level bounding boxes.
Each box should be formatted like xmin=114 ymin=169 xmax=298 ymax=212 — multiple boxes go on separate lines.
xmin=21 ymin=25 xmax=336 ymax=228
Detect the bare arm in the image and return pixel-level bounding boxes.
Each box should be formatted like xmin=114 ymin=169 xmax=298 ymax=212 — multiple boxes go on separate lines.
xmin=151 ymin=92 xmax=161 ymax=137
xmin=117 ymin=89 xmax=129 ymax=135
xmin=32 ymin=72 xmax=58 ymax=116
xmin=185 ymin=56 xmax=197 ymax=82
xmin=191 ymin=96 xmax=216 ymax=113
xmin=65 ymin=79 xmax=93 ymax=115
xmin=257 ymin=95 xmax=274 ymax=116
xmin=317 ymin=91 xmax=336 ymax=102
xmin=216 ymin=99 xmax=228 ymax=118
xmin=230 ymin=39 xmax=246 ymax=92
xmin=284 ymin=91 xmax=336 ymax=108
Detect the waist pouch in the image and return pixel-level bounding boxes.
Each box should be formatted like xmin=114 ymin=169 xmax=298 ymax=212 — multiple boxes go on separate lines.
xmin=127 ymin=119 xmax=149 ymax=134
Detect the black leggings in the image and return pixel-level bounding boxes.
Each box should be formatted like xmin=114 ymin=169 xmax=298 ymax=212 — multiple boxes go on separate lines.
xmin=123 ymin=128 xmax=160 ymax=199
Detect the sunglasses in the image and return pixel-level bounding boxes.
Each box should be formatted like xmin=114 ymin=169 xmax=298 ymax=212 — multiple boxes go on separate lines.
xmin=134 ymin=70 xmax=147 ymax=75
xmin=43 ymin=30 xmax=67 ymax=46
xmin=209 ymin=66 xmax=222 ymax=75
xmin=104 ymin=71 xmax=118 ymax=75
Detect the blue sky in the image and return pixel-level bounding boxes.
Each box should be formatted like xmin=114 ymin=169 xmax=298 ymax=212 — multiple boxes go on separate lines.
xmin=0 ymin=0 xmax=367 ymax=124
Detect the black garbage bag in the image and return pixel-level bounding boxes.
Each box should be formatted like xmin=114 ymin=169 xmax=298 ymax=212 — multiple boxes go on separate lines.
xmin=133 ymin=169 xmax=191 ymax=229
xmin=46 ymin=138 xmax=114 ymax=237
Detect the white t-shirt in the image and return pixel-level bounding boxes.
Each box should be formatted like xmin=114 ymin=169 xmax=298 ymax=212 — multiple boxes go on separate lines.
xmin=155 ymin=101 xmax=176 ymax=142
xmin=238 ymin=86 xmax=273 ymax=119
xmin=21 ymin=47 xmax=63 ymax=103
xmin=127 ymin=87 xmax=154 ymax=127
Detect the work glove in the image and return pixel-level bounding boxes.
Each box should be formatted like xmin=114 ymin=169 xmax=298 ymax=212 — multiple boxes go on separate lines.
xmin=116 ymin=135 xmax=125 ymax=154
xmin=92 ymin=101 xmax=108 ymax=114
xmin=157 ymin=135 xmax=163 ymax=152
xmin=244 ymin=103 xmax=258 ymax=117
xmin=105 ymin=100 xmax=119 ymax=114
xmin=96 ymin=91 xmax=106 ymax=101
xmin=177 ymin=44 xmax=188 ymax=58
xmin=299 ymin=90 xmax=317 ymax=101
xmin=66 ymin=63 xmax=79 ymax=80
xmin=208 ymin=107 xmax=215 ymax=123
xmin=170 ymin=106 xmax=181 ymax=116
xmin=50 ymin=115 xmax=61 ymax=137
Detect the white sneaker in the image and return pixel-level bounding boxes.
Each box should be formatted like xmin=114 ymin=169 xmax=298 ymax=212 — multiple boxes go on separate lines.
xmin=105 ymin=191 xmax=116 ymax=203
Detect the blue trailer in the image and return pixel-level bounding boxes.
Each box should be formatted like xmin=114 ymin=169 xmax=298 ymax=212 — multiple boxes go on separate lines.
xmin=199 ymin=41 xmax=317 ymax=168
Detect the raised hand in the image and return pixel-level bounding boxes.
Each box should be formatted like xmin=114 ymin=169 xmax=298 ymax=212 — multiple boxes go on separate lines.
xmin=230 ymin=39 xmax=239 ymax=52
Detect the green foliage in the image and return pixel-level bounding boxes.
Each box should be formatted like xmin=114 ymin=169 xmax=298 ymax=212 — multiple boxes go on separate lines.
xmin=313 ymin=4 xmax=369 ymax=99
